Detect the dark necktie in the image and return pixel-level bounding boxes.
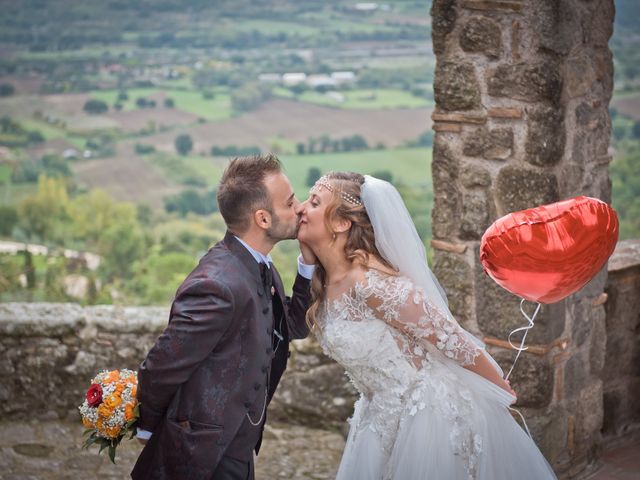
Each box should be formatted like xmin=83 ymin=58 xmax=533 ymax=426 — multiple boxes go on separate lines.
xmin=259 ymin=262 xmax=273 ymax=293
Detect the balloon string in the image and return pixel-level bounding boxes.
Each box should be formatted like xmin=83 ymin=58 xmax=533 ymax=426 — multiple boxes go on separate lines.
xmin=504 ymin=299 xmax=541 ymax=439
xmin=509 ymin=405 xmax=533 ymax=439
xmin=505 ymin=299 xmax=542 ymax=381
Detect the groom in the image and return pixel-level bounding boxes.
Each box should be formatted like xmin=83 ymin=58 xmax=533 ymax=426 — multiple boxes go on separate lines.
xmin=131 ymin=154 xmax=315 ymax=480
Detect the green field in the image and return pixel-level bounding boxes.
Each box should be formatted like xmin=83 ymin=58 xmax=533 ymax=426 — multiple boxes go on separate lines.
xmin=0 ymin=182 xmax=38 ymax=205
xmin=172 ymin=147 xmax=432 ymax=200
xmin=18 ymin=118 xmax=68 ymax=141
xmin=91 ymin=88 xmax=233 ymax=120
xmin=0 ymin=165 xmax=11 ymax=184
xmin=281 ymin=147 xmax=432 ymax=198
xmin=275 ymin=88 xmax=433 ymax=110
xmin=233 ymin=19 xmax=318 ymax=36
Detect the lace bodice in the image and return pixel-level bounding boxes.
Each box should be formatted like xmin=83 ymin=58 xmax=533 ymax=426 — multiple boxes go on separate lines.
xmin=316 ymin=270 xmax=484 ymax=478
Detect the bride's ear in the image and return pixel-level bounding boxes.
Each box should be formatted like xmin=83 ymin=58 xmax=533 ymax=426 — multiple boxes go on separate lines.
xmin=332 ymin=217 xmax=352 ymax=234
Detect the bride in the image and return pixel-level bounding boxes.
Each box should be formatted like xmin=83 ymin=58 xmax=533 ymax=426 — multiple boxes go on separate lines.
xmin=296 ymin=172 xmax=557 ymax=479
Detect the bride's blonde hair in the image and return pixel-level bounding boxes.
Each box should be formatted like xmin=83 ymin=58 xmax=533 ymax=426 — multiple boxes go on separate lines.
xmin=306 ymin=172 xmax=394 ymax=327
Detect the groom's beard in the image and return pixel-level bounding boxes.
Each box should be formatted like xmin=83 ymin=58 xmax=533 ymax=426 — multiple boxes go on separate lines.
xmin=266 ymin=213 xmax=299 ymax=242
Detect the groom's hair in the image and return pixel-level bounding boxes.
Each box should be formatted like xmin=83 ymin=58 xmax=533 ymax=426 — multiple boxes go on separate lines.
xmin=217 ymin=154 xmax=282 ymax=233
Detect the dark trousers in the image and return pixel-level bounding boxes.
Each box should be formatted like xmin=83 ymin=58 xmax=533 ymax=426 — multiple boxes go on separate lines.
xmin=211 ymin=454 xmax=254 ymax=480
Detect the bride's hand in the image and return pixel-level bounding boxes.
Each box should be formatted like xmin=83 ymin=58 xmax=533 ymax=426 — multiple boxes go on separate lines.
xmin=503 ymin=379 xmax=517 ymax=402
xmin=298 ymin=240 xmax=317 ymax=265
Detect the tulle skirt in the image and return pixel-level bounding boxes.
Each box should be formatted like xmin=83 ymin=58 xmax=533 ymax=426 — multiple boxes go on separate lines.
xmin=335 ymin=358 xmax=557 ymax=480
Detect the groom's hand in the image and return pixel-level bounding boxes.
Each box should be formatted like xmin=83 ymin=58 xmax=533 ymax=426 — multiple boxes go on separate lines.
xmin=298 ymin=240 xmax=317 ymax=266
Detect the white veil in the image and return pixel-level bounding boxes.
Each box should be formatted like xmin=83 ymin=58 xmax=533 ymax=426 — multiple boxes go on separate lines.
xmin=360 ymin=175 xmax=503 ymax=376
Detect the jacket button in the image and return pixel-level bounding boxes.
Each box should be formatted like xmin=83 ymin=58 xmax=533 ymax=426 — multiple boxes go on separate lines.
xmin=266 ymin=327 xmax=272 ymax=334
xmin=257 ymin=288 xmax=263 ymax=296
xmin=244 ymin=401 xmax=251 ymax=408
xmin=262 ymin=307 xmax=269 ymax=314
xmin=254 ymin=382 xmax=261 ymax=390
xmin=266 ymin=347 xmax=272 ymax=354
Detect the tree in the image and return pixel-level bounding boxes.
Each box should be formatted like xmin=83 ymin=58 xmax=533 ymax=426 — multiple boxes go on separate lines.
xmin=27 ymin=130 xmax=45 ymax=144
xmin=349 ymin=134 xmax=368 ymax=150
xmin=632 ymin=121 xmax=640 ymax=139
xmin=98 ymin=222 xmax=147 ymax=280
xmin=319 ymin=135 xmax=332 ymax=153
xmin=612 ymin=122 xmax=627 ymax=142
xmin=306 ymin=167 xmax=322 ymax=187
xmin=18 ymin=176 xmax=70 ymax=241
xmin=175 ymin=134 xmax=193 ymax=156
xmin=117 ymin=91 xmax=129 ymax=102
xmin=0 ymin=205 xmax=18 ymax=235
xmin=296 ymin=142 xmax=306 ymax=155
xmin=135 ymin=143 xmax=156 ymax=155
xmin=164 ymin=189 xmax=217 ymax=217
xmin=22 ymin=250 xmax=36 ymax=289
xmin=164 ymin=98 xmax=175 ymax=108
xmin=83 ymin=99 xmax=108 ymax=115
xmin=68 ymin=190 xmax=138 ymax=248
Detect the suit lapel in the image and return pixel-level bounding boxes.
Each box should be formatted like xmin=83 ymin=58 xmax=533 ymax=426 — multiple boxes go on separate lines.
xmin=271 ymin=265 xmax=286 ymax=306
xmin=222 ymin=231 xmax=263 ymax=288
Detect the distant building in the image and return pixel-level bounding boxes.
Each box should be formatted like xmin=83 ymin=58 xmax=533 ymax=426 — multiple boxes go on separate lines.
xmin=331 ymin=71 xmax=357 ymax=85
xmin=63 ymin=149 xmax=79 ymax=159
xmin=307 ymin=75 xmax=337 ymax=89
xmin=258 ymin=73 xmax=282 ymax=83
xmin=282 ymin=72 xmax=307 ymax=86
xmin=355 ymin=3 xmax=378 ymax=11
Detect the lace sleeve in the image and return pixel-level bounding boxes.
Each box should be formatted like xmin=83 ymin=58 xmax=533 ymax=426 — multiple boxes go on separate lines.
xmin=364 ymin=273 xmax=482 ymax=367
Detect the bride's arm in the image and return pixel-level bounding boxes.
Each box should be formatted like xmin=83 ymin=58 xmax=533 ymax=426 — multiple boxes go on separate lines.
xmin=463 ymin=349 xmax=516 ymax=397
xmin=367 ymin=282 xmax=516 ymax=397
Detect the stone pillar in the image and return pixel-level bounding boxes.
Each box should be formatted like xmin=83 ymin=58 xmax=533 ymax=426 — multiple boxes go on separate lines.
xmin=430 ymin=0 xmax=614 ymax=477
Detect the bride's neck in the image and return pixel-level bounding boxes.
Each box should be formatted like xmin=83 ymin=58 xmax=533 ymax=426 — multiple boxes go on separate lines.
xmin=314 ymin=243 xmax=352 ymax=284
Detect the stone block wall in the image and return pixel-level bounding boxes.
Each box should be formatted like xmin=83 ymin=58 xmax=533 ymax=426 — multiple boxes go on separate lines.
xmin=430 ymin=0 xmax=615 ymax=477
xmin=602 ymin=240 xmax=640 ymax=444
xmin=0 ymin=303 xmax=355 ymax=429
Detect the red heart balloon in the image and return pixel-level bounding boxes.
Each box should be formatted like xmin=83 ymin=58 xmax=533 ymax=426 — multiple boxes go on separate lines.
xmin=480 ymin=196 xmax=619 ymax=304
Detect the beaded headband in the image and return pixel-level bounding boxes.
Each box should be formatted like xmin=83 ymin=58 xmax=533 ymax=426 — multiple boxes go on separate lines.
xmin=311 ymin=176 xmax=363 ymax=206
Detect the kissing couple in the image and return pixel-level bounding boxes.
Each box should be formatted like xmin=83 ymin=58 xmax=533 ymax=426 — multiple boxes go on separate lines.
xmin=131 ymin=154 xmax=557 ymax=480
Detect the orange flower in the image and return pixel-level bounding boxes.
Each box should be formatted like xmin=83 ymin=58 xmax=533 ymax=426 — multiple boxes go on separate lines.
xmin=104 ymin=370 xmax=120 ymax=384
xmin=131 ymin=385 xmax=137 ymax=398
xmin=95 ymin=418 xmax=104 ymax=430
xmin=114 ymin=383 xmax=125 ymax=395
xmin=125 ymin=402 xmax=136 ymax=421
xmin=104 ymin=425 xmax=122 ymax=438
xmin=98 ymin=403 xmax=113 ymax=418
xmin=104 ymin=394 xmax=122 ymax=409
xmin=82 ymin=416 xmax=94 ymax=429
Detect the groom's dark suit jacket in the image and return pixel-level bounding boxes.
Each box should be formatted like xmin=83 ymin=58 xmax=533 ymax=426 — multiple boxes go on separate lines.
xmin=131 ymin=232 xmax=311 ymax=480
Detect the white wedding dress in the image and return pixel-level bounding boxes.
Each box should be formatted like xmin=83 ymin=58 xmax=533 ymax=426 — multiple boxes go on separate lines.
xmin=315 ymin=269 xmax=557 ymax=480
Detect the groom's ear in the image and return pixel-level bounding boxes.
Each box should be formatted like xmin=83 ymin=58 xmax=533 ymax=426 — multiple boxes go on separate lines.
xmin=254 ymin=209 xmax=272 ymax=230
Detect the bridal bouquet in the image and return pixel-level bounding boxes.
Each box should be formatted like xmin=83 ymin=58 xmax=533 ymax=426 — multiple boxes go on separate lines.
xmin=79 ymin=369 xmax=139 ymax=462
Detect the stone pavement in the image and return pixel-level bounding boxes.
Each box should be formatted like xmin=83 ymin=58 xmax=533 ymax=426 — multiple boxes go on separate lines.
xmin=0 ymin=420 xmax=345 ymax=480
xmin=585 ymin=436 xmax=640 ymax=480
xmin=2 ymin=419 xmax=639 ymax=479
